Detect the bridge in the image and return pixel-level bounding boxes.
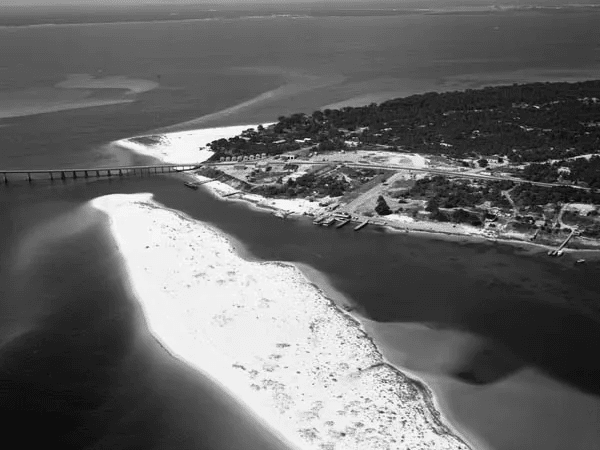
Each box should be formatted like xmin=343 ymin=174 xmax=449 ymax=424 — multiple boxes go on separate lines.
xmin=1 ymin=163 xmax=201 ymax=184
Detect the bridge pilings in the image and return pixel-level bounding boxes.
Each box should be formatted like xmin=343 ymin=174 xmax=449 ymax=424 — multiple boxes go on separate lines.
xmin=1 ymin=164 xmax=200 ymax=185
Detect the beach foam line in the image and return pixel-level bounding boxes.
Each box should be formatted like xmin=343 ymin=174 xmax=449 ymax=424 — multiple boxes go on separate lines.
xmin=113 ymin=124 xmax=267 ymax=165
xmin=91 ymin=192 xmax=471 ymax=450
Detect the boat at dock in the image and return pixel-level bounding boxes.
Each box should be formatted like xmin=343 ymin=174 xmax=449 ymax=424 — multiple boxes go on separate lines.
xmin=321 ymin=217 xmax=336 ymax=227
xmin=354 ymin=220 xmax=369 ymax=231
xmin=184 ymin=181 xmax=199 ymax=190
xmin=333 ymin=211 xmax=351 ymax=220
xmin=273 ymin=210 xmax=289 ymax=219
xmin=336 ymin=218 xmax=351 ymax=229
xmin=313 ymin=216 xmax=325 ymax=225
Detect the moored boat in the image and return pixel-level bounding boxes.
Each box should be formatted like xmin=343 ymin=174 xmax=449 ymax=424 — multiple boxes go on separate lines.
xmin=184 ymin=181 xmax=199 ymax=190
xmin=321 ymin=217 xmax=336 ymax=227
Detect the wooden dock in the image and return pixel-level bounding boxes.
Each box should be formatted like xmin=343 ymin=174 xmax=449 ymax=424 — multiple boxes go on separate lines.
xmin=222 ymin=190 xmax=243 ymax=198
xmin=1 ymin=163 xmax=201 ymax=184
xmin=336 ymin=218 xmax=351 ymax=229
xmin=354 ymin=219 xmax=369 ymax=231
xmin=548 ymin=228 xmax=578 ymax=256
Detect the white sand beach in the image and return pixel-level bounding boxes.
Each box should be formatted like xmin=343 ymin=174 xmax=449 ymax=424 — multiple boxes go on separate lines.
xmin=91 ymin=193 xmax=472 ymax=450
xmin=114 ymin=124 xmax=265 ymax=165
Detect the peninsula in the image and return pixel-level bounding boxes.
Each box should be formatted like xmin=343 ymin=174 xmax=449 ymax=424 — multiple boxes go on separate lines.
xmin=146 ymin=80 xmax=600 ymax=253
xmin=107 ymin=80 xmax=600 ymax=448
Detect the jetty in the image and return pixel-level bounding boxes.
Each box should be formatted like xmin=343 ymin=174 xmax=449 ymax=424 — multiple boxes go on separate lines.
xmin=547 ymin=228 xmax=577 ymax=257
xmin=222 ymin=190 xmax=243 ymax=198
xmin=354 ymin=219 xmax=369 ymax=231
xmin=336 ymin=218 xmax=351 ymax=229
xmin=1 ymin=163 xmax=200 ymax=184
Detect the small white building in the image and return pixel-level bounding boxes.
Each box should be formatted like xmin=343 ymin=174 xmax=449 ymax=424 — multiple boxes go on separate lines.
xmin=558 ymin=166 xmax=571 ymax=175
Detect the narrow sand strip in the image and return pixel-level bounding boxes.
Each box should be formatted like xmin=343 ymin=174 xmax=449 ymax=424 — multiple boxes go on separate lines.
xmin=91 ymin=193 xmax=471 ymax=450
xmin=113 ymin=124 xmax=266 ymax=165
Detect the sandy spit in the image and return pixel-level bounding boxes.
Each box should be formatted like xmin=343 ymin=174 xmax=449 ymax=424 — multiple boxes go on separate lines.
xmin=91 ymin=193 xmax=472 ymax=450
xmin=113 ymin=124 xmax=267 ymax=165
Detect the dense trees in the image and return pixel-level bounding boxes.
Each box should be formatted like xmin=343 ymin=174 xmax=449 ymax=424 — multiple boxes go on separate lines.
xmin=209 ymin=80 xmax=600 ymax=172
xmin=253 ymin=173 xmax=350 ymax=199
xmin=408 ymin=176 xmax=513 ymax=209
xmin=375 ymin=196 xmax=392 ymax=215
xmin=520 ymin=156 xmax=600 ymax=188
xmin=311 ymin=81 xmax=600 ymax=162
xmin=512 ymin=183 xmax=600 ymax=207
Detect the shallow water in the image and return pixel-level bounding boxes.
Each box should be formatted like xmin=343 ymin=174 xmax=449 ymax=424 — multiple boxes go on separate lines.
xmin=0 ymin=193 xmax=295 ymax=450
xmin=2 ymin=168 xmax=600 ymax=449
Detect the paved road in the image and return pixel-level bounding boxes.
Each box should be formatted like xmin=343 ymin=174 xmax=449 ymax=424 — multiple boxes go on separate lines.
xmin=206 ymin=160 xmax=592 ymax=191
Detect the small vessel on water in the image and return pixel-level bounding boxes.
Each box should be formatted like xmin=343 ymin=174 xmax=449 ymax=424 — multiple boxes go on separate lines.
xmin=576 ymin=258 xmax=586 ymax=264
xmin=184 ymin=181 xmax=199 ymax=190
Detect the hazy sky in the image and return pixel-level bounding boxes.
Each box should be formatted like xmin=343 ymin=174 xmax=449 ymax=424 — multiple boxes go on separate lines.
xmin=1 ymin=0 xmax=589 ymax=7
xmin=1 ymin=0 xmax=575 ymax=5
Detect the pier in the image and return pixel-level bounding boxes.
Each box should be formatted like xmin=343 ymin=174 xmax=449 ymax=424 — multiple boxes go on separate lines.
xmin=354 ymin=220 xmax=369 ymax=231
xmin=548 ymin=228 xmax=578 ymax=256
xmin=336 ymin=218 xmax=351 ymax=229
xmin=1 ymin=164 xmax=201 ymax=185
xmin=222 ymin=190 xmax=243 ymax=198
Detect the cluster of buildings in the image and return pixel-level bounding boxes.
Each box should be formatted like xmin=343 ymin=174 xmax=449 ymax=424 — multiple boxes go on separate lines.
xmin=219 ymin=153 xmax=268 ymax=163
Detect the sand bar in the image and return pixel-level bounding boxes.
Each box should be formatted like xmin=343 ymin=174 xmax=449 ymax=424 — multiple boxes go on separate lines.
xmin=113 ymin=124 xmax=264 ymax=165
xmin=91 ymin=193 xmax=472 ymax=450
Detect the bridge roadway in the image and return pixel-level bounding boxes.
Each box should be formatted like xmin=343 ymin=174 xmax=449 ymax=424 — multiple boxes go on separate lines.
xmin=1 ymin=163 xmax=201 ymax=184
xmin=206 ymin=160 xmax=592 ymax=191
